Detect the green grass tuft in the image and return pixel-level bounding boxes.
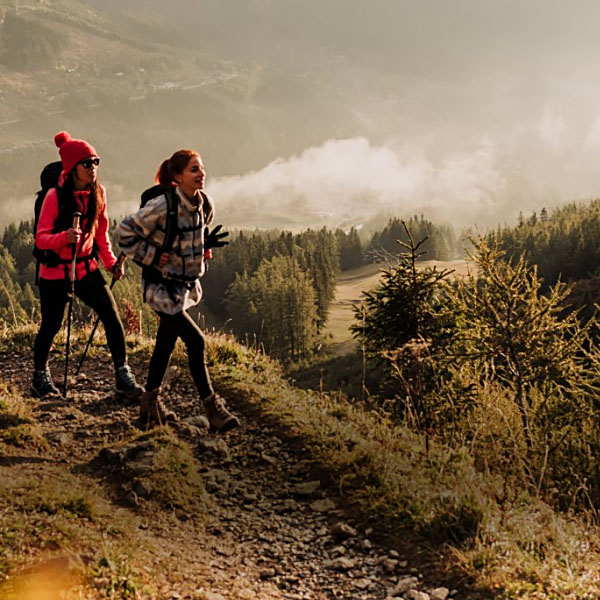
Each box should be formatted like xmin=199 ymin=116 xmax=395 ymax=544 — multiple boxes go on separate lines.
xmin=0 ymin=383 xmax=46 ymax=450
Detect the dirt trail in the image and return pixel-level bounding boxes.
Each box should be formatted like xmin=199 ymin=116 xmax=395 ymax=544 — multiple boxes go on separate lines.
xmin=0 ymin=347 xmax=460 ymax=600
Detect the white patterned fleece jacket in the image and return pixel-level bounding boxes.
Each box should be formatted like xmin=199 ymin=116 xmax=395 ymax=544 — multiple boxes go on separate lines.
xmin=117 ymin=186 xmax=215 ymax=315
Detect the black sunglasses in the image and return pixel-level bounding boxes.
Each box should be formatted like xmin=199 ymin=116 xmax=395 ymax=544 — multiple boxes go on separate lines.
xmin=79 ymin=157 xmax=100 ymax=169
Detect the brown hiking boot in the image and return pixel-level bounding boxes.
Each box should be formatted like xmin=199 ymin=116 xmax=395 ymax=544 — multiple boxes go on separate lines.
xmin=203 ymin=393 xmax=240 ymax=433
xmin=139 ymin=389 xmax=178 ymax=426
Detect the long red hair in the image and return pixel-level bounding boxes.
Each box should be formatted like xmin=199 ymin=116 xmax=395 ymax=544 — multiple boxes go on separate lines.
xmin=155 ymin=149 xmax=200 ymax=187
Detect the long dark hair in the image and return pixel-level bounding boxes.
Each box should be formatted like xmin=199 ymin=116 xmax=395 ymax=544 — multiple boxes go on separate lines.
xmin=155 ymin=149 xmax=199 ymax=187
xmin=54 ymin=174 xmax=103 ymax=238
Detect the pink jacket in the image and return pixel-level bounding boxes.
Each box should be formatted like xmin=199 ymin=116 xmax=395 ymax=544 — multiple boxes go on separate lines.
xmin=35 ymin=186 xmax=117 ymax=280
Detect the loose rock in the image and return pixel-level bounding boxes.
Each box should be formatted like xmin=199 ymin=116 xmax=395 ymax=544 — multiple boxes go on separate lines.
xmin=310 ymin=498 xmax=336 ymax=512
xmin=405 ymin=591 xmax=431 ymax=600
xmin=390 ymin=576 xmax=420 ymax=596
xmin=292 ymin=480 xmax=321 ymax=496
xmin=331 ymin=522 xmax=358 ymax=540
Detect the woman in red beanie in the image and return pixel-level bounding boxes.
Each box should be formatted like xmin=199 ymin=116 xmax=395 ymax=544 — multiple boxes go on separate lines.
xmin=31 ymin=131 xmax=143 ymax=400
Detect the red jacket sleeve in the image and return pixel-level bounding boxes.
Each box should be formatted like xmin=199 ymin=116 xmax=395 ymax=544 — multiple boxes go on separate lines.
xmin=35 ymin=189 xmax=69 ymax=251
xmin=94 ymin=191 xmax=117 ymax=271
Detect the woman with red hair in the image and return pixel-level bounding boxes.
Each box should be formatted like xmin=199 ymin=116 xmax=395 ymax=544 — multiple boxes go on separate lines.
xmin=117 ymin=149 xmax=238 ymax=432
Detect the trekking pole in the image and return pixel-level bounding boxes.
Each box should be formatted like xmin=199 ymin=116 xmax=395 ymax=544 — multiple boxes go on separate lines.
xmin=75 ymin=252 xmax=127 ymax=375
xmin=63 ymin=212 xmax=81 ymax=398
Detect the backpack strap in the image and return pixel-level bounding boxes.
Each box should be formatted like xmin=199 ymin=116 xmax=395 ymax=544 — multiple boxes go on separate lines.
xmin=34 ymin=259 xmax=41 ymax=286
xmin=141 ymin=188 xmax=179 ymax=283
xmin=162 ymin=187 xmax=179 ymax=255
xmin=199 ymin=190 xmax=213 ymax=225
xmin=33 ymin=184 xmax=68 ymax=285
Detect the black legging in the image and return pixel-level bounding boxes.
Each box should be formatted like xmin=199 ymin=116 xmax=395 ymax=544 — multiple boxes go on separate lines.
xmin=34 ymin=269 xmax=126 ymax=370
xmin=146 ymin=310 xmax=214 ymax=399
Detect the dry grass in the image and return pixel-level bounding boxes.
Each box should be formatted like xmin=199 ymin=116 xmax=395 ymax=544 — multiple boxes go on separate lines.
xmin=0 ymin=464 xmax=150 ymax=599
xmin=119 ymin=426 xmax=208 ymax=512
xmin=0 ymin=382 xmax=46 ymax=450
xmin=210 ymin=335 xmax=600 ymax=600
xmin=0 ymin=381 xmax=167 ymax=600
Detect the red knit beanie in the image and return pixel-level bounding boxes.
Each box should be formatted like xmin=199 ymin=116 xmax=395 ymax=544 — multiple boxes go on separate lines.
xmin=54 ymin=131 xmax=98 ymax=183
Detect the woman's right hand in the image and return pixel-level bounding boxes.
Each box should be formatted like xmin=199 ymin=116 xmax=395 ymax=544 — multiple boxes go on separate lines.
xmin=66 ymin=227 xmax=81 ymax=245
xmin=157 ymin=252 xmax=170 ymax=267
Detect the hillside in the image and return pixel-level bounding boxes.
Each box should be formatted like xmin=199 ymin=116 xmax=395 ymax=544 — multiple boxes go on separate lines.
xmin=0 ymin=0 xmax=373 ymax=231
xmin=0 ymin=0 xmax=247 ymax=213
xmin=0 ymin=0 xmax=226 ymax=117
xmin=0 ymin=329 xmax=465 ymax=600
xmin=1 ymin=1 xmax=492 ymax=234
xmin=2 ymin=324 xmax=600 ymax=598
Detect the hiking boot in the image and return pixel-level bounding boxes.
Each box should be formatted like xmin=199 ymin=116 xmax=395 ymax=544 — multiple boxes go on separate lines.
xmin=139 ymin=388 xmax=178 ymax=426
xmin=30 ymin=368 xmax=60 ymax=398
xmin=115 ymin=364 xmax=143 ymax=401
xmin=203 ymin=393 xmax=240 ymax=433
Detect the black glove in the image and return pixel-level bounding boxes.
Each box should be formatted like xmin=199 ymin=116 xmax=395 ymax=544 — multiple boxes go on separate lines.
xmin=204 ymin=224 xmax=230 ymax=249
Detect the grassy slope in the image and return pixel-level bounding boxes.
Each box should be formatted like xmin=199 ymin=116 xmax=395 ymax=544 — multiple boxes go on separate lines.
xmin=220 ymin=344 xmax=600 ymax=600
xmin=0 ymin=326 xmax=599 ymax=599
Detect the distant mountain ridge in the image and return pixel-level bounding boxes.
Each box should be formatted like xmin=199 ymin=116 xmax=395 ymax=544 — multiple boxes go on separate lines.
xmin=0 ymin=0 xmax=223 ymax=120
xmin=1 ymin=0 xmax=499 ymax=231
xmin=0 ymin=0 xmax=375 ymax=231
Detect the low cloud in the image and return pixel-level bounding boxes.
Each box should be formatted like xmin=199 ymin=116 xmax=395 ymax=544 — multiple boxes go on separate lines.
xmin=210 ymin=115 xmax=600 ymax=231
xmin=210 ymin=137 xmax=509 ymax=230
xmin=9 ymin=116 xmax=600 ymax=234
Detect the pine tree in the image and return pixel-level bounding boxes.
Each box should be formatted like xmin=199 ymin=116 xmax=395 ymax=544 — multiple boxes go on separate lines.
xmin=0 ymin=246 xmax=28 ymax=327
xmin=351 ymin=222 xmax=454 ymax=425
xmin=352 ymin=223 xmax=453 ymax=355
xmin=226 ymin=256 xmax=319 ymax=361
xmin=450 ymin=237 xmax=600 ymax=449
xmin=336 ymin=227 xmax=364 ymax=270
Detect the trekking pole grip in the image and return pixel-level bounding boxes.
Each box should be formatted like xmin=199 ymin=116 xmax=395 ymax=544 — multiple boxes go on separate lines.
xmin=72 ymin=211 xmax=81 ymax=231
xmin=70 ymin=212 xmax=81 ymax=284
xmin=110 ymin=252 xmax=127 ymax=286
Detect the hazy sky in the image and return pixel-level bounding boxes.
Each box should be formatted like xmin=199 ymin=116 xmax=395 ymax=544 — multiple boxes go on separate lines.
xmin=5 ymin=1 xmax=600 ymax=229
xmin=190 ymin=0 xmax=600 ymax=227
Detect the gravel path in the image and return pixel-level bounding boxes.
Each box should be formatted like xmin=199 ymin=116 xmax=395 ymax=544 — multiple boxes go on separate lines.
xmin=0 ymin=348 xmax=467 ymax=600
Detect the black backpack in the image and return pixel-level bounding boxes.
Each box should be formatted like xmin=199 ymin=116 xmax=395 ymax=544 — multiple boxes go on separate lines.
xmin=137 ymin=184 xmax=179 ymax=283
xmin=32 ymin=161 xmax=72 ymax=284
xmin=138 ymin=185 xmax=212 ymax=279
xmin=33 ymin=161 xmax=64 ymax=268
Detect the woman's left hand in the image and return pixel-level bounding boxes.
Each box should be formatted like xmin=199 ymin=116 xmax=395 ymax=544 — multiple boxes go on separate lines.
xmin=112 ymin=262 xmax=125 ymax=281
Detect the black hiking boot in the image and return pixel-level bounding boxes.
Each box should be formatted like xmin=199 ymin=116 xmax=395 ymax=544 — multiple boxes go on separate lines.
xmin=30 ymin=368 xmax=60 ymax=398
xmin=203 ymin=393 xmax=240 ymax=433
xmin=114 ymin=364 xmax=143 ymax=402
